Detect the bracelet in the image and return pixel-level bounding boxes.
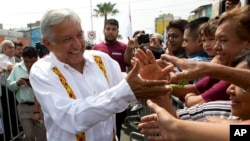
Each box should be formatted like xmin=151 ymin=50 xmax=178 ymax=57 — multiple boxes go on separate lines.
xmin=170 ymin=80 xmax=188 ymax=95
xmin=170 ymin=84 xmax=178 ymax=95
xmin=33 ymin=111 xmax=40 ymax=114
xmin=178 ymin=79 xmax=187 ymax=88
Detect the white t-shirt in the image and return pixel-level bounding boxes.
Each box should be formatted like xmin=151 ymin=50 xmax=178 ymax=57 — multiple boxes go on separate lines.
xmin=0 ymin=53 xmax=15 ymax=86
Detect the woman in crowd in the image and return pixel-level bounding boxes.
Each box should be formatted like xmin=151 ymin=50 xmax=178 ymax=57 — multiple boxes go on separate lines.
xmin=136 ymin=15 xmax=237 ymax=108
xmin=161 ymin=6 xmax=249 ymax=107
xmin=139 ymin=49 xmax=250 ymax=141
xmin=137 ymin=5 xmax=250 ymax=141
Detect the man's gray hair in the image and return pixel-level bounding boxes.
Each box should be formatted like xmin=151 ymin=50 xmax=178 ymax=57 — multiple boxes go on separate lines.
xmin=40 ymin=8 xmax=81 ymax=41
xmin=0 ymin=40 xmax=14 ymax=53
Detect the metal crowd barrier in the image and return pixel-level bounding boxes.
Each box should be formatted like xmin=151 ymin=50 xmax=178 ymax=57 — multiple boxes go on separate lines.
xmin=128 ymin=100 xmax=151 ymax=141
xmin=0 ymin=71 xmax=24 ymax=141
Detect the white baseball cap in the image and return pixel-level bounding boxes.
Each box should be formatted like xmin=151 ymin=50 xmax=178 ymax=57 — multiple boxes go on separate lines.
xmin=151 ymin=33 xmax=163 ymax=41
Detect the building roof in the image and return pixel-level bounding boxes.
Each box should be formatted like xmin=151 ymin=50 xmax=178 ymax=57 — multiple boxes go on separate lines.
xmin=191 ymin=4 xmax=212 ymax=13
xmin=14 ymin=26 xmax=40 ymax=32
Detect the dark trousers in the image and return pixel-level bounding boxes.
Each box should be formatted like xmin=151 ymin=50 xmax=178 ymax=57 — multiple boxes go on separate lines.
xmin=116 ymin=109 xmax=127 ymax=140
xmin=0 ymin=85 xmax=19 ymax=141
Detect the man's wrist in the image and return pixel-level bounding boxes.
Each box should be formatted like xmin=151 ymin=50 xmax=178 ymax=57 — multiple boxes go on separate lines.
xmin=127 ymin=46 xmax=135 ymax=51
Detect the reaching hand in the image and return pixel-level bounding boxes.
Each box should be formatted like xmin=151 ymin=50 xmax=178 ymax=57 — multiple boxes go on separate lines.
xmin=126 ymin=59 xmax=172 ymax=99
xmin=127 ymin=37 xmax=140 ymax=50
xmin=139 ymin=100 xmax=179 ymax=141
xmin=133 ymin=49 xmax=174 ymax=82
xmin=161 ymin=54 xmax=206 ymax=82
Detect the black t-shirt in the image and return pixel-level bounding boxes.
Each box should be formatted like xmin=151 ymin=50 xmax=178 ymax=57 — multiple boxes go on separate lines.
xmin=148 ymin=47 xmax=165 ymax=59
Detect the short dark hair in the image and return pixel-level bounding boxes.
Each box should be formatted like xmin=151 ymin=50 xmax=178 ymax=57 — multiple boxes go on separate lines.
xmin=166 ymin=19 xmax=188 ymax=33
xmin=132 ymin=30 xmax=145 ymax=38
xmin=104 ymin=19 xmax=119 ymax=28
xmin=13 ymin=41 xmax=23 ymax=48
xmin=199 ymin=18 xmax=218 ymax=38
xmin=185 ymin=17 xmax=210 ymax=39
xmin=22 ymin=46 xmax=38 ymax=58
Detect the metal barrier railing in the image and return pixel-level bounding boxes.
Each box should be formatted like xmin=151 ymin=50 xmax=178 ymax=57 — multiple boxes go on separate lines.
xmin=0 ymin=71 xmax=24 ymax=141
xmin=128 ymin=100 xmax=151 ymax=141
xmin=0 ymin=98 xmax=6 ymax=141
xmin=128 ymin=97 xmax=184 ymax=141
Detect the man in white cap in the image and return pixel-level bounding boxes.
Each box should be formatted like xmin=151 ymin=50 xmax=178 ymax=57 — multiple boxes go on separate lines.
xmin=148 ymin=33 xmax=165 ymax=59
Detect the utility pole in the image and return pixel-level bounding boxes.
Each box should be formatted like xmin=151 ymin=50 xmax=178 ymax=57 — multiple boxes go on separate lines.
xmin=29 ymin=22 xmax=32 ymax=45
xmin=89 ymin=0 xmax=94 ymax=44
xmin=162 ymin=16 xmax=164 ymax=35
xmin=160 ymin=11 xmax=165 ymax=35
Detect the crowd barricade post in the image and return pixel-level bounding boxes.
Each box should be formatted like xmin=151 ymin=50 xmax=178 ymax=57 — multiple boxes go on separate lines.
xmin=142 ymin=100 xmax=150 ymax=141
xmin=0 ymin=71 xmax=24 ymax=141
xmin=128 ymin=100 xmax=150 ymax=141
xmin=0 ymin=97 xmax=6 ymax=141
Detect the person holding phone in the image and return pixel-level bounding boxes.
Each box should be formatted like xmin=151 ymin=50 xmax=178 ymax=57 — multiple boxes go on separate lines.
xmin=147 ymin=33 xmax=165 ymax=59
xmin=6 ymin=46 xmax=47 ymax=141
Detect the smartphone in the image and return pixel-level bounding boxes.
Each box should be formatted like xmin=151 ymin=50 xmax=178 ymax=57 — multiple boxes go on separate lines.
xmin=23 ymin=77 xmax=31 ymax=87
xmin=23 ymin=77 xmax=29 ymax=82
xmin=138 ymin=34 xmax=150 ymax=45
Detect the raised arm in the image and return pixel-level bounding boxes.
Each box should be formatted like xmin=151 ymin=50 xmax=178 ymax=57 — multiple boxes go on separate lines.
xmin=161 ymin=54 xmax=250 ymax=90
xmin=139 ymin=100 xmax=229 ymax=141
xmin=124 ymin=37 xmax=140 ymax=66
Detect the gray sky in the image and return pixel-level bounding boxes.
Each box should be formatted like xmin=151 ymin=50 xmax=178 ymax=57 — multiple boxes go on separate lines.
xmin=0 ymin=0 xmax=212 ymax=41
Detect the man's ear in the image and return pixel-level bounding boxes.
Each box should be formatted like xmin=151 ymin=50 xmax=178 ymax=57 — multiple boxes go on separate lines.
xmin=42 ymin=38 xmax=52 ymax=51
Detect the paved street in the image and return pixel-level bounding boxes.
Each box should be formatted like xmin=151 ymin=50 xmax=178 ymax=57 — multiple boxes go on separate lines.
xmin=120 ymin=105 xmax=148 ymax=141
xmin=120 ymin=122 xmax=145 ymax=141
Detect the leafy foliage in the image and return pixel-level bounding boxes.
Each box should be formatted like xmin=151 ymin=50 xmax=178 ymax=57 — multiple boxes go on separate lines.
xmin=93 ymin=2 xmax=119 ymax=24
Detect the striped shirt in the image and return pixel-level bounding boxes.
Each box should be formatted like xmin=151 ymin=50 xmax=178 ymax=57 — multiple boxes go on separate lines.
xmin=177 ymin=100 xmax=239 ymax=121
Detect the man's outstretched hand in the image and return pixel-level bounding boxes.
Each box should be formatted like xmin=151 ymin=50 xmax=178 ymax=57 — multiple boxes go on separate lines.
xmin=126 ymin=58 xmax=171 ymax=99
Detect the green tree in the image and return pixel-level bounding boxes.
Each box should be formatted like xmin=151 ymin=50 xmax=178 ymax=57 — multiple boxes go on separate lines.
xmin=93 ymin=2 xmax=119 ymax=24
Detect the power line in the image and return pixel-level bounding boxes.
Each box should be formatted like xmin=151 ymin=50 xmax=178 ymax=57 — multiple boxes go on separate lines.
xmin=0 ymin=0 xmax=210 ymax=16
xmin=0 ymin=0 xmax=211 ymax=28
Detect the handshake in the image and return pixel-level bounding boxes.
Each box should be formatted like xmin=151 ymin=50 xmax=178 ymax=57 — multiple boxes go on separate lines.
xmin=125 ymin=49 xmax=176 ymax=100
xmin=125 ymin=48 xmax=205 ymax=100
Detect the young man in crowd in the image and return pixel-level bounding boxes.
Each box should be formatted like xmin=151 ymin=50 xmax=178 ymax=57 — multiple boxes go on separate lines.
xmin=165 ymin=19 xmax=188 ymax=58
xmin=7 ymin=46 xmax=47 ymax=141
xmin=92 ymin=18 xmax=129 ymax=140
xmin=13 ymin=41 xmax=24 ymax=63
